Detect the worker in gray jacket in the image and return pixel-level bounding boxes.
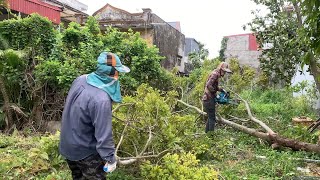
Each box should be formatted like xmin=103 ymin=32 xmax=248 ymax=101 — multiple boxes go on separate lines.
xmin=59 ymin=51 xmax=130 ymax=180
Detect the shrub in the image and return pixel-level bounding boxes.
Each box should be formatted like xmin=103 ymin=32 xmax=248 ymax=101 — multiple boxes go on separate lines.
xmin=140 ymin=152 xmax=218 ymax=180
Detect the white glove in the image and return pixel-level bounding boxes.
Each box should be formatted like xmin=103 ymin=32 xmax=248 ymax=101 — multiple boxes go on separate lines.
xmin=103 ymin=161 xmax=117 ymax=173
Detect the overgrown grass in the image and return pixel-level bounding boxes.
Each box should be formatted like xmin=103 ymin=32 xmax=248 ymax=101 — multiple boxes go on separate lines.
xmin=0 ymin=132 xmax=71 ymax=180
xmin=2 ymin=130 xmax=317 ymax=179
xmin=0 ymin=88 xmax=319 ymax=179
xmin=206 ymin=129 xmax=318 ymax=179
xmin=0 ymin=132 xmax=138 ymax=179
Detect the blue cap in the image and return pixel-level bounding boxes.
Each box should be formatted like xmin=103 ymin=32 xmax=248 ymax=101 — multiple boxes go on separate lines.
xmin=97 ymin=52 xmax=130 ymax=73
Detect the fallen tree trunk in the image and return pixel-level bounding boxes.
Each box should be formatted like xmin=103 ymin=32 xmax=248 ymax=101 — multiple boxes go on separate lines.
xmin=177 ymin=100 xmax=320 ymax=154
xmin=218 ymin=116 xmax=320 ymax=153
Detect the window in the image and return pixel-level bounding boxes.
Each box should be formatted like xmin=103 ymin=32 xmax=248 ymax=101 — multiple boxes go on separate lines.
xmin=177 ymin=55 xmax=182 ymax=66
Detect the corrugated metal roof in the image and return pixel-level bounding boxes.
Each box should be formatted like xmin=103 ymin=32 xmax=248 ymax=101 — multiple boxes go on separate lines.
xmin=8 ymin=0 xmax=61 ymax=24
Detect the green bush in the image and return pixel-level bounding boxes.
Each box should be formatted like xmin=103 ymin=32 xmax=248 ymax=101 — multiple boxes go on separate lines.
xmin=140 ymin=152 xmax=218 ymax=180
xmin=0 ymin=14 xmax=56 ymax=57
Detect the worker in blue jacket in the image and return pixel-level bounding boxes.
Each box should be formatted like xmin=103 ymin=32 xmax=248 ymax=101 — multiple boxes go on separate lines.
xmin=59 ymin=51 xmax=130 ymax=180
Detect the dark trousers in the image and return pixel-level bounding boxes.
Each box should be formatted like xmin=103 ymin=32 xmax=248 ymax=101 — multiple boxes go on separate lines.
xmin=203 ymin=98 xmax=216 ymax=132
xmin=66 ymin=154 xmax=106 ymax=180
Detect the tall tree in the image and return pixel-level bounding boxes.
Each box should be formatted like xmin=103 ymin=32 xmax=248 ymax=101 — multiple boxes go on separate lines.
xmin=299 ymin=0 xmax=320 ymax=92
xmin=219 ymin=37 xmax=228 ymax=61
xmin=248 ymin=0 xmax=320 ymax=92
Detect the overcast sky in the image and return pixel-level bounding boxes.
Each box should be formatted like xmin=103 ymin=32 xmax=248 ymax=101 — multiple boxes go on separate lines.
xmin=77 ymin=0 xmax=265 ymax=58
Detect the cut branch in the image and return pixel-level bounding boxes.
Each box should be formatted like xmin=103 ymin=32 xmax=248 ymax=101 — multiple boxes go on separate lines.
xmin=230 ymin=91 xmax=276 ymax=134
xmin=117 ymin=128 xmax=156 ymax=165
xmin=177 ymin=100 xmax=206 ymax=115
xmin=9 ymin=103 xmax=28 ymax=118
xmin=112 ymin=103 xmax=135 ymax=113
xmin=115 ymin=122 xmax=129 ymax=155
xmin=117 ymin=149 xmax=171 ymax=165
xmin=227 ymin=115 xmax=249 ymax=122
xmin=140 ymin=128 xmax=153 ymax=156
xmin=119 ymin=149 xmax=171 ymax=160
xmin=177 ymin=100 xmax=320 ymax=154
xmin=118 ymin=159 xmax=137 ymax=165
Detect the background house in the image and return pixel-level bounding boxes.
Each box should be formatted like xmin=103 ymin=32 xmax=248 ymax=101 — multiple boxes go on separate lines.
xmin=224 ymin=33 xmax=320 ymax=111
xmin=168 ymin=21 xmax=181 ymax=32
xmin=0 ymin=0 xmax=88 ymax=24
xmin=93 ymin=4 xmax=186 ymax=73
xmin=185 ymin=38 xmax=200 ymax=56
xmin=168 ymin=23 xmax=200 ymax=74
xmin=42 ymin=0 xmax=88 ymax=24
xmin=223 ymin=33 xmax=261 ymax=70
xmin=184 ymin=37 xmax=200 ymax=73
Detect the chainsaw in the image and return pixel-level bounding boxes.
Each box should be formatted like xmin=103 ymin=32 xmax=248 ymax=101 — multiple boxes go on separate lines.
xmin=215 ymin=91 xmax=239 ymax=105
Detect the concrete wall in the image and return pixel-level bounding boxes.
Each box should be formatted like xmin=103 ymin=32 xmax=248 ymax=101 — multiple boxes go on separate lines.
xmin=139 ymin=28 xmax=154 ymax=46
xmin=185 ymin=38 xmax=199 ymax=56
xmin=224 ymin=35 xmax=261 ymax=69
xmin=150 ymin=14 xmax=185 ymax=71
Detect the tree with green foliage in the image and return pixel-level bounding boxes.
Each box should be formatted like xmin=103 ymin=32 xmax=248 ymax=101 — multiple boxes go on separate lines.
xmin=0 ymin=14 xmax=170 ymax=131
xmin=0 ymin=14 xmax=57 ymax=130
xmin=226 ymin=58 xmax=256 ymax=93
xmin=219 ymin=37 xmax=228 ymax=61
xmin=101 ymin=28 xmax=167 ymax=93
xmin=299 ymin=0 xmax=320 ymax=92
xmin=248 ymin=0 xmax=320 ymax=92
